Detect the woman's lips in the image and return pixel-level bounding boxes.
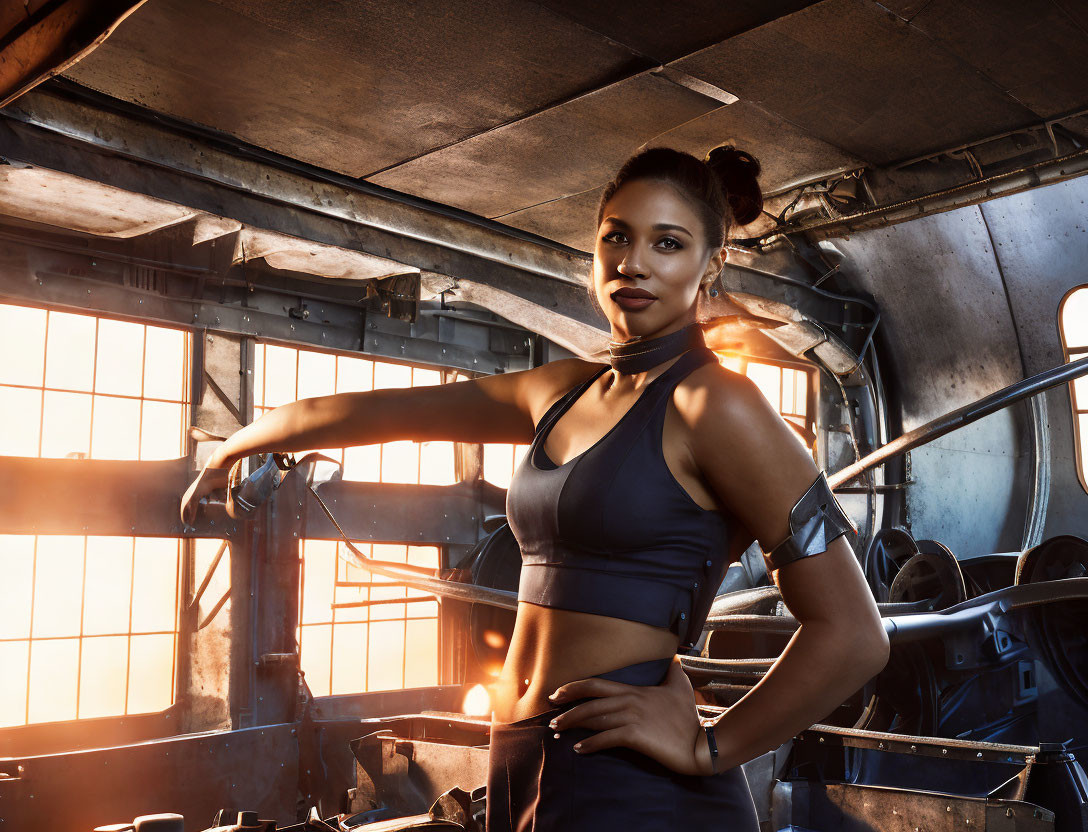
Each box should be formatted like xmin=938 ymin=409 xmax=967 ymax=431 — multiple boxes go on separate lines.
xmin=612 ymin=291 xmax=657 ymax=310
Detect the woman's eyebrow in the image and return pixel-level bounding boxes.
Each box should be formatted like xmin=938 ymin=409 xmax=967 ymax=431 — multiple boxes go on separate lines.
xmin=648 ymin=221 xmax=691 ymax=234
xmin=603 ymin=217 xmax=693 ymax=236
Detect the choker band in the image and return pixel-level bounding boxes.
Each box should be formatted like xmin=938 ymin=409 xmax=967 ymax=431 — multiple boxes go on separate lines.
xmin=608 ymin=323 xmax=707 ymax=374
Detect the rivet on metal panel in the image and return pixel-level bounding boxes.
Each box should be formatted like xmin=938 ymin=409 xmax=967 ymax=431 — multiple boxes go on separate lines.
xmin=910 ymin=745 xmax=917 ymax=752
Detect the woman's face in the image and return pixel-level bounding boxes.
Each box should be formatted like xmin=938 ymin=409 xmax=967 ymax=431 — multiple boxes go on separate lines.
xmin=592 ymin=178 xmax=722 ymax=342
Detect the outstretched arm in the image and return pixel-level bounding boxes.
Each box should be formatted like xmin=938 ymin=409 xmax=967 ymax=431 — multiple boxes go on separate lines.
xmin=180 ymin=357 xmax=601 ymax=524
xmin=688 ymin=369 xmax=889 ymax=773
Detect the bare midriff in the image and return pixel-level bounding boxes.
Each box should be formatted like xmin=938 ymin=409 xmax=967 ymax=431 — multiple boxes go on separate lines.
xmin=489 ymin=600 xmax=680 ymax=725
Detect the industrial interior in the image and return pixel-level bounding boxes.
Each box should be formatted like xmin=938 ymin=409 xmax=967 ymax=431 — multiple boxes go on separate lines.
xmin=1 ymin=1 xmax=1087 ymax=830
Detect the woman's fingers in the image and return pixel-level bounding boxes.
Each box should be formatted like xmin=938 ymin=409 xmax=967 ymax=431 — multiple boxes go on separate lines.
xmin=549 ymin=696 xmax=633 ymax=732
xmin=567 ymin=725 xmax=634 ymax=755
xmin=549 ymin=676 xmax=627 ymax=703
xmin=180 ymin=465 xmax=232 ymax=526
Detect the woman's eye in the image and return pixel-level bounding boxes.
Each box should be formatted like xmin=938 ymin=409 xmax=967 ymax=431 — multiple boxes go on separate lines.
xmin=659 ymin=237 xmax=682 ymax=251
xmin=603 ymin=231 xmax=626 ymax=244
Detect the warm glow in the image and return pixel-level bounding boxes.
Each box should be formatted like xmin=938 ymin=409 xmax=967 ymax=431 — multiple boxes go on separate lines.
xmin=0 ymin=303 xmax=192 ymax=727
xmin=253 ymin=343 xmax=456 ymax=484
xmin=0 ymin=535 xmax=183 ymax=727
xmin=462 ymin=683 xmax=491 ymax=716
xmin=0 ymin=303 xmax=189 ymax=461
xmin=714 ymin=351 xmax=814 ymax=453
xmin=482 ymin=628 xmax=507 ymax=649
xmin=1060 ymin=286 xmax=1088 ymax=491
xmin=297 ymin=539 xmax=440 ymax=696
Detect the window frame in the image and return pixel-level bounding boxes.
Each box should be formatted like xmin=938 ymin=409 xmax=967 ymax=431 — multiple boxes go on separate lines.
xmin=1058 ymin=284 xmax=1088 ymax=495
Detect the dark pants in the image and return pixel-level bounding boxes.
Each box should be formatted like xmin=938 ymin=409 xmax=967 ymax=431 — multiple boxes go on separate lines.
xmin=485 ymin=656 xmax=761 ymax=831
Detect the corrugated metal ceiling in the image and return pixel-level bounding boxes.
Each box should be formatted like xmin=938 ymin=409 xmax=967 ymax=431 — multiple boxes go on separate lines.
xmin=59 ymin=0 xmax=1088 ymax=251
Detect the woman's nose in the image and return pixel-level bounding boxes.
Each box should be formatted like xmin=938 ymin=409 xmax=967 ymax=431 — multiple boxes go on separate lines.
xmin=617 ymin=253 xmax=645 ymax=278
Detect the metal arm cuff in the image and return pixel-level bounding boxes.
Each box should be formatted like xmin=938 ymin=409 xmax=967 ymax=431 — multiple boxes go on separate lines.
xmin=762 ymin=471 xmax=857 ymax=573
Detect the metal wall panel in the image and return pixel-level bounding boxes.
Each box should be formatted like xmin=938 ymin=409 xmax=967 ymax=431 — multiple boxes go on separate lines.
xmin=829 ymin=205 xmax=1032 ymax=555
xmin=978 ymin=175 xmax=1088 ymax=539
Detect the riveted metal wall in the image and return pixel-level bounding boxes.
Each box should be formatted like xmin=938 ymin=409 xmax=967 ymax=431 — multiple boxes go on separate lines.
xmin=827 ymin=205 xmax=1032 ymax=557
xmin=977 ymin=175 xmax=1088 ymax=540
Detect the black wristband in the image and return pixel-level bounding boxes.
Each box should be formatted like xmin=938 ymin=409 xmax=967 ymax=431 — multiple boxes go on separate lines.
xmin=702 ymin=722 xmax=719 ymax=774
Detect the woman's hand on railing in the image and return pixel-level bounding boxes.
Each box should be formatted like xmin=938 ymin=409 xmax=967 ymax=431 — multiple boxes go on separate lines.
xmin=180 ymin=461 xmax=232 ymax=527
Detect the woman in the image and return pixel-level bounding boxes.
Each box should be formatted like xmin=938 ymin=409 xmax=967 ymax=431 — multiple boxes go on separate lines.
xmin=181 ymin=146 xmax=889 ymax=831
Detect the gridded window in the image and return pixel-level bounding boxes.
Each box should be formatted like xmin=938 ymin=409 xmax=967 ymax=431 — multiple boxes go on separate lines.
xmin=0 ymin=536 xmax=181 ymax=727
xmin=252 ymin=343 xmax=453 ymax=694
xmin=298 ymin=541 xmax=439 ymax=695
xmin=1060 ymin=286 xmax=1088 ymax=493
xmin=482 ymin=442 xmax=532 ymax=489
xmin=0 ymin=304 xmax=191 ymax=460
xmin=0 ymin=303 xmax=192 ymax=727
xmin=715 ymin=352 xmax=814 ymax=452
xmin=253 ymin=344 xmax=455 ymax=484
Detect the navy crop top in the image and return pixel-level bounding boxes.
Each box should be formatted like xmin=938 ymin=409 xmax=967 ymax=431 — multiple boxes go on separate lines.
xmin=505 ymin=346 xmax=736 ymax=653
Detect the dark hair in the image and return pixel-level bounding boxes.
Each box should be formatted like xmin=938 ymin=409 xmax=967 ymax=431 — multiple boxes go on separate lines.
xmin=595 ymin=145 xmax=763 ymax=251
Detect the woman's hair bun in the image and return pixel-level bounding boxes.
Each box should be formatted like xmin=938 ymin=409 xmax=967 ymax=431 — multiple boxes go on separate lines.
xmin=705 ymin=145 xmax=763 ymax=227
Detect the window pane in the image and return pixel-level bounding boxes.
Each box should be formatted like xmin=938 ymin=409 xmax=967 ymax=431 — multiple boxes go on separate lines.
xmin=1073 ymin=371 xmax=1087 ymax=410
xmin=1062 ymin=289 xmax=1088 ymax=348
xmin=78 ymin=635 xmax=129 ymax=719
xmin=298 ymin=350 xmax=336 ymax=400
xmin=300 ymin=540 xmax=336 ymax=625
xmin=747 ymin=362 xmax=782 ymax=411
xmin=374 ymin=361 xmax=412 ymax=389
xmin=0 ymin=386 xmax=42 ymax=457
xmin=330 ymin=622 xmax=368 ymax=695
xmin=336 ymin=356 xmax=373 ymax=393
xmin=381 ymin=440 xmax=419 ymax=484
xmin=420 ymin=440 xmax=456 ymax=485
xmin=127 ymin=633 xmax=175 ymax=715
xmin=140 ymin=400 xmax=184 ymax=459
xmin=91 ymin=395 xmax=142 ymax=460
xmin=83 ymin=537 xmax=134 ymax=636
xmin=404 ymin=618 xmax=438 ymax=688
xmin=0 ymin=303 xmax=46 ymax=386
xmin=130 ymin=538 xmax=179 ymax=633
xmin=44 ymin=311 xmax=96 ymax=392
xmin=263 ymin=345 xmax=298 ymax=407
xmin=0 ymin=535 xmax=34 ymax=639
xmin=367 ymin=620 xmax=406 ymax=691
xmin=95 ymin=318 xmax=144 ymax=397
xmin=28 ymin=638 xmax=79 ymax=724
xmin=40 ymin=391 xmax=92 ymax=458
xmin=343 ymin=444 xmax=381 ymax=481
xmin=0 ymin=641 xmax=29 ymax=727
xmin=143 ymin=326 xmax=185 ymax=401
xmin=299 ymin=623 xmax=332 ymax=697
xmin=483 ymin=443 xmax=514 ymax=489
xmin=253 ymin=344 xmax=265 ymax=409
xmin=32 ymin=536 xmax=84 ymax=639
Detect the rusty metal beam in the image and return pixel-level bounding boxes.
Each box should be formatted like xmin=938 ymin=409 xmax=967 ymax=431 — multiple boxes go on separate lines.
xmin=0 ymin=456 xmax=500 ymax=546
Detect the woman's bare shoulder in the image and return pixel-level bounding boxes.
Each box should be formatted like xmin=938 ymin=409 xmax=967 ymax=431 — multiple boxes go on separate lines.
xmin=524 ymin=357 xmax=607 ymax=423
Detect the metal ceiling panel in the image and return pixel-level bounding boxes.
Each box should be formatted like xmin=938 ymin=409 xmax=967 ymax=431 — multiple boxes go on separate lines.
xmin=500 ymin=185 xmax=606 ymax=252
xmin=641 ymin=101 xmax=866 ymax=194
xmin=898 ymin=0 xmax=1088 ymax=118
xmin=671 ymin=0 xmax=1040 ymax=165
xmin=368 ymin=71 xmax=724 ymax=218
xmin=531 ymin=0 xmax=819 ymax=62
xmin=62 ymin=0 xmax=644 ymax=177
xmin=499 ymin=102 xmax=865 ymax=251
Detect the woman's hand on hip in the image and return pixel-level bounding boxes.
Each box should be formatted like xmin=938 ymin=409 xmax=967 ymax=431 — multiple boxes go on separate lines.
xmin=546 ymin=655 xmax=714 ymax=776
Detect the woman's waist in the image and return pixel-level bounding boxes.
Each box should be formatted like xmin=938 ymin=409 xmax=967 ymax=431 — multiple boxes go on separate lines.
xmin=491 ymin=604 xmax=678 ymax=724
